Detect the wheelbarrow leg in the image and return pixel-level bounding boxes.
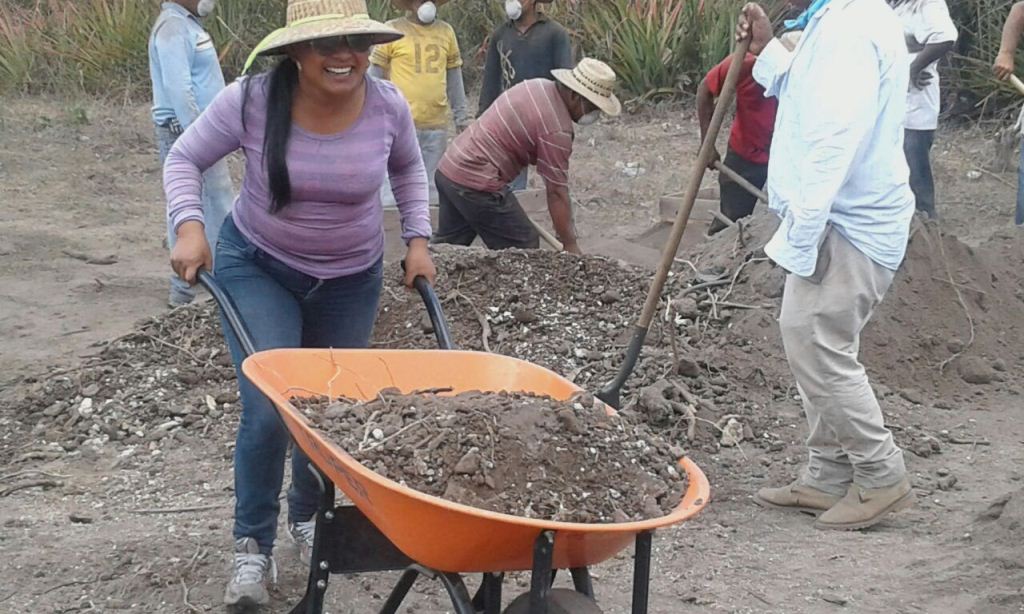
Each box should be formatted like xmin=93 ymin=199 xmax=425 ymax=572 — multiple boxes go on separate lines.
xmin=291 ymin=466 xmax=335 ymax=614
xmin=529 ymin=531 xmax=555 ymax=614
xmin=569 ymin=567 xmax=594 ymax=598
xmin=381 ymin=565 xmax=475 ymax=614
xmin=471 ymin=572 xmax=504 ymax=614
xmin=437 ymin=571 xmax=476 ymax=614
xmin=631 ymin=531 xmax=653 ymax=614
xmin=380 ymin=567 xmax=422 ymax=614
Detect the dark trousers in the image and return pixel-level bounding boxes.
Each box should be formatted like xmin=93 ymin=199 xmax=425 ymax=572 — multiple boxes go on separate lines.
xmin=432 ymin=170 xmax=540 ymax=249
xmin=215 ymin=216 xmax=383 ymax=554
xmin=904 ymin=129 xmax=936 ymax=218
xmin=709 ymin=148 xmax=768 ymax=235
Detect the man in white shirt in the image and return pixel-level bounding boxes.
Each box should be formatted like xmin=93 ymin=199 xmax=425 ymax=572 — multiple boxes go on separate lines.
xmin=892 ymin=0 xmax=957 ymax=219
xmin=738 ymin=0 xmax=916 ymax=530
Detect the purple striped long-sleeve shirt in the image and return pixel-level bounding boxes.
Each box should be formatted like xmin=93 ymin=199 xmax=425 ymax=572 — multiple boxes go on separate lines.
xmin=164 ymin=74 xmax=432 ymax=279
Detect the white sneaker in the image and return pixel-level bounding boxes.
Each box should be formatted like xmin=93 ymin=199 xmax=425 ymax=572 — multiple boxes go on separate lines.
xmin=287 ymin=518 xmax=316 ymax=565
xmin=224 ymin=537 xmax=276 ymax=609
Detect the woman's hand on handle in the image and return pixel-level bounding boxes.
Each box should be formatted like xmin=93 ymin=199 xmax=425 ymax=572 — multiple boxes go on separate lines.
xmin=402 ymin=238 xmax=436 ymax=288
xmin=170 ymin=220 xmax=212 ymax=285
xmin=736 ymin=3 xmax=773 ymax=56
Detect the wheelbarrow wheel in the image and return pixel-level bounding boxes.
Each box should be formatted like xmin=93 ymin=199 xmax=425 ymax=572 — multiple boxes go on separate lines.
xmin=502 ymin=588 xmax=604 ymax=614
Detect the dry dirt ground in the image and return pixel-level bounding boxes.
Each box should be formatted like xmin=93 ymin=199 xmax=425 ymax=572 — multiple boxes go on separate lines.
xmin=1 ymin=97 xmax=1023 ymax=614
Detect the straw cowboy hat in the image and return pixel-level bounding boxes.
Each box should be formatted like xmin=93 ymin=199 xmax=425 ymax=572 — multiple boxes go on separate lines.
xmin=392 ymin=0 xmax=450 ymax=8
xmin=552 ymin=58 xmax=622 ymax=117
xmin=244 ymin=0 xmax=403 ymax=71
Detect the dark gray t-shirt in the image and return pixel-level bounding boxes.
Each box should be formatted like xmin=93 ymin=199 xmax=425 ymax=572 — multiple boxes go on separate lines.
xmin=478 ymin=16 xmax=574 ymax=114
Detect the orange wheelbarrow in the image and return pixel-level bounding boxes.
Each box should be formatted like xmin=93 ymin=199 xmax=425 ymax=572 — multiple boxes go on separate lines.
xmin=199 ymin=270 xmax=709 ymax=614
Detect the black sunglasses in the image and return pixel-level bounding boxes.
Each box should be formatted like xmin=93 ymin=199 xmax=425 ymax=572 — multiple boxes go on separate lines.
xmin=308 ymin=34 xmax=375 ymax=55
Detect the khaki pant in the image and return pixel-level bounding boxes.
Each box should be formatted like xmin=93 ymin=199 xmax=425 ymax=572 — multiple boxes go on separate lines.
xmin=779 ymin=229 xmax=907 ymax=496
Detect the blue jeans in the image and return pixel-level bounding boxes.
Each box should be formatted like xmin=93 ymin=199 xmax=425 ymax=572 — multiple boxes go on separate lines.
xmin=214 ymin=216 xmax=383 ymax=555
xmin=157 ymin=124 xmax=234 ymax=304
xmin=903 ymin=129 xmax=936 ymax=219
xmin=381 ymin=128 xmax=447 ymax=206
xmin=1017 ymin=143 xmax=1024 ymax=226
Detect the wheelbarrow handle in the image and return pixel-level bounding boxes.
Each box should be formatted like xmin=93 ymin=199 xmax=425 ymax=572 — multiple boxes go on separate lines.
xmin=198 ymin=269 xmax=257 ymax=358
xmin=402 ymin=262 xmax=455 ymax=350
xmin=200 ymin=266 xmax=455 ymax=356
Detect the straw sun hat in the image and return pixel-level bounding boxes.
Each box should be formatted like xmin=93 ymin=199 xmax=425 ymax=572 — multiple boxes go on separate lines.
xmin=244 ymin=0 xmax=403 ymax=71
xmin=551 ymin=58 xmax=622 ymax=117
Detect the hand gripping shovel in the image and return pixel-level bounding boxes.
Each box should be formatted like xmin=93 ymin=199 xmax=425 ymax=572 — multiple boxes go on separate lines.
xmin=596 ymin=36 xmax=752 ymax=409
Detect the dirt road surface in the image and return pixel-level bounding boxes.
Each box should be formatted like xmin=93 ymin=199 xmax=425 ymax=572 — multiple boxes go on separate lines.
xmin=2 ymin=98 xmax=1022 ymax=613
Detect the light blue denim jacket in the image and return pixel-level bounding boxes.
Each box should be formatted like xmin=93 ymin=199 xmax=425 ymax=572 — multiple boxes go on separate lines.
xmin=148 ymin=2 xmax=226 ymax=130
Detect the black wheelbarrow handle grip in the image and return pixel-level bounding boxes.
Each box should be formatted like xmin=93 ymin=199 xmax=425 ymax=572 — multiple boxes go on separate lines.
xmin=198 ymin=266 xmax=455 ymax=358
xmin=198 ymin=269 xmax=258 ymax=358
xmin=402 ymin=261 xmax=455 ymax=351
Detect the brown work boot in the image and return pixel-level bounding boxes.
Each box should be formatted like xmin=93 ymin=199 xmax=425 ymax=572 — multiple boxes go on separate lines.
xmin=815 ymin=477 xmax=914 ymax=531
xmin=754 ymin=480 xmax=843 ymax=515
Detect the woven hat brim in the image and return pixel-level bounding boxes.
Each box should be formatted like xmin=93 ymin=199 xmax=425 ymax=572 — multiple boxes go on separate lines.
xmin=552 ymin=68 xmax=622 ymax=117
xmin=254 ymin=17 xmax=403 ymax=58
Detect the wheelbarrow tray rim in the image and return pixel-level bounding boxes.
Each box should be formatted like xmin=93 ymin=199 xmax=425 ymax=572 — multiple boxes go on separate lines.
xmin=241 ymin=348 xmax=710 ymax=536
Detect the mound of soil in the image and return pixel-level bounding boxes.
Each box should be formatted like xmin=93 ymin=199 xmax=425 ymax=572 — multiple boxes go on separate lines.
xmin=694 ymin=212 xmax=1024 ymax=401
xmin=14 ymin=222 xmax=1012 ymax=466
xmin=299 ymin=389 xmax=687 ymax=523
xmin=3 ymin=306 xmax=234 ymax=463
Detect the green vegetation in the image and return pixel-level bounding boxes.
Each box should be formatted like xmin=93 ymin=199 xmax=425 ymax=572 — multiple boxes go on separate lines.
xmin=0 ymin=0 xmax=1021 ymax=112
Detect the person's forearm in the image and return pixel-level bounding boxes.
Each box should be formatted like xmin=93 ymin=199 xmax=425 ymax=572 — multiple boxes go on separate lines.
xmin=911 ymin=41 xmax=955 ymax=73
xmin=696 ymin=83 xmax=715 ymax=144
xmin=446 ymin=68 xmax=469 ymax=125
xmin=546 ymin=185 xmax=576 ymax=245
xmin=1000 ymin=3 xmax=1024 ymax=55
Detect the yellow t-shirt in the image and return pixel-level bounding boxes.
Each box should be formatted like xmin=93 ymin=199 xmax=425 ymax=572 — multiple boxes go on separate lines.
xmin=370 ymin=18 xmax=463 ymax=130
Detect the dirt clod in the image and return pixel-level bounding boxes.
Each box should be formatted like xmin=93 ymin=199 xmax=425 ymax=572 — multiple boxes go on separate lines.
xmin=958 ymin=356 xmax=996 ymax=385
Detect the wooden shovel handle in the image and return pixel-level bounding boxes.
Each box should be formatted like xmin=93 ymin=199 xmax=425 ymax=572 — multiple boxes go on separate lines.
xmin=1009 ymin=74 xmax=1024 ymax=97
xmin=635 ymin=37 xmax=752 ymax=329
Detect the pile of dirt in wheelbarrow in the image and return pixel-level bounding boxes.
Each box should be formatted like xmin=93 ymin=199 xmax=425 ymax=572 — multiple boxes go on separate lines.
xmin=299 ymin=389 xmax=688 ymax=523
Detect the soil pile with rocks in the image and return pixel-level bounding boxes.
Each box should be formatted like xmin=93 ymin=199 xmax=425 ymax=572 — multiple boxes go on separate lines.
xmin=691 ymin=211 xmax=1024 ymax=402
xmin=11 ymin=224 xmax=1014 ymax=465
xmin=374 ymin=247 xmax=781 ymax=452
xmin=300 ymin=389 xmax=687 ymax=523
xmin=3 ymin=306 xmax=234 ymax=463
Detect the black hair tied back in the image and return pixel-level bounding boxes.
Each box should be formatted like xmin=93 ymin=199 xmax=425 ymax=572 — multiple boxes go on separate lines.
xmin=241 ymin=57 xmax=299 ymax=213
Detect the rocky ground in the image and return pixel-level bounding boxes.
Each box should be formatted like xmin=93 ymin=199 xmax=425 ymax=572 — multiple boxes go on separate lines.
xmin=1 ymin=97 xmax=1023 ymax=613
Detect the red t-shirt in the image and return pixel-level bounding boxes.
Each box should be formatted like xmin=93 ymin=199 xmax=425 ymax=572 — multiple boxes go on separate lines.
xmin=704 ymin=53 xmax=777 ymax=166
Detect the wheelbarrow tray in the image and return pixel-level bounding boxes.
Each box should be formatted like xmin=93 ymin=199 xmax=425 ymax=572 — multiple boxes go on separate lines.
xmin=242 ymin=348 xmax=709 ymax=574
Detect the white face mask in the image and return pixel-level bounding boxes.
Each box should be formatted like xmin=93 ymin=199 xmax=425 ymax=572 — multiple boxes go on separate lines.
xmin=196 ymin=0 xmax=216 ymax=17
xmin=505 ymin=0 xmax=523 ymax=21
xmin=577 ymin=109 xmax=601 ymax=126
xmin=416 ymin=1 xmax=437 ymax=23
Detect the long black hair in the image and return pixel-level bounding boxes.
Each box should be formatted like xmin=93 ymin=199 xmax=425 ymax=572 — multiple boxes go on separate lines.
xmin=241 ymin=57 xmax=298 ymax=213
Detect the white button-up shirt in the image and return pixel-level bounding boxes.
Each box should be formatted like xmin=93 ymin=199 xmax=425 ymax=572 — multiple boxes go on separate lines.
xmin=753 ymin=0 xmax=916 ymax=276
xmin=894 ymin=0 xmax=958 ymax=130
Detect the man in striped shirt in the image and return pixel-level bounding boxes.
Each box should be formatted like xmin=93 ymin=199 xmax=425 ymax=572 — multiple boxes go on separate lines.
xmin=434 ymin=58 xmax=621 ymax=254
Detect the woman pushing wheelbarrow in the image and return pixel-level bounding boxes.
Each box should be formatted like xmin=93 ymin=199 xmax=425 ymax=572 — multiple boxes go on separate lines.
xmin=162 ymin=0 xmax=436 ymax=607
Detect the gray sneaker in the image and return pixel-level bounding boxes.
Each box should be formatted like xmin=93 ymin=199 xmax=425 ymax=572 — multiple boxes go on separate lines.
xmin=224 ymin=537 xmax=276 ymax=610
xmin=287 ymin=519 xmax=316 ymax=565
